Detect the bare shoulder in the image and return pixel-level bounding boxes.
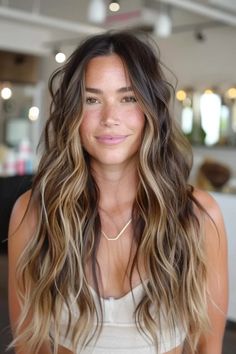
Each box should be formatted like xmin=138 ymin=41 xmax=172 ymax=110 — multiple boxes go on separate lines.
xmin=192 ymin=187 xmax=222 ymax=216
xmin=192 ymin=187 xmax=228 ymax=273
xmin=192 ymin=187 xmax=225 ymax=232
xmin=192 ymin=187 xmax=228 ymax=297
xmin=8 ymin=190 xmax=41 ymax=334
xmin=10 ymin=189 xmax=33 ymax=221
xmin=9 ymin=189 xmax=37 ymax=232
xmin=192 ymin=190 xmax=228 ymax=352
xmin=8 ymin=189 xmax=39 ymax=253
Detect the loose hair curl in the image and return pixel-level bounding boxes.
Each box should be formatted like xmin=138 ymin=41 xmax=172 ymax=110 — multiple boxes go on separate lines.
xmin=12 ymin=31 xmax=209 ymax=353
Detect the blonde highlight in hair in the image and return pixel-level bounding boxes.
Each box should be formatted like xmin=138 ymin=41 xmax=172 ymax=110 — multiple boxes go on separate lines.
xmin=11 ymin=31 xmax=209 ymax=354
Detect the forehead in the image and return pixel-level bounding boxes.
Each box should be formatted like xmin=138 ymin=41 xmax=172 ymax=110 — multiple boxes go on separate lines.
xmin=85 ymin=54 xmax=130 ymax=83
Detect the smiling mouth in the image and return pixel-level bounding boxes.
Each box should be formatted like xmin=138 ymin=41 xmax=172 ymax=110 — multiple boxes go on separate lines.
xmin=96 ymin=135 xmax=128 ymax=145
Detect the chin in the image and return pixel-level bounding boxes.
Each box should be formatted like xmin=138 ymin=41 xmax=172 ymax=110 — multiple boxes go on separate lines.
xmin=99 ymin=158 xmax=128 ymax=166
xmin=94 ymin=152 xmax=138 ymax=168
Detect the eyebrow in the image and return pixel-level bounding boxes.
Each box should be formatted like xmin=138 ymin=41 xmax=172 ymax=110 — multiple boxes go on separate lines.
xmin=85 ymin=86 xmax=133 ymax=94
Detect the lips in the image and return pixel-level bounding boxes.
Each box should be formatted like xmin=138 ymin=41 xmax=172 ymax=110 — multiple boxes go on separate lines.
xmin=96 ymin=135 xmax=128 ymax=145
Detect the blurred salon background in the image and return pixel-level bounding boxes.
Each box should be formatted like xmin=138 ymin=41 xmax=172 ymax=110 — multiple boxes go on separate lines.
xmin=0 ymin=1 xmax=235 ymax=353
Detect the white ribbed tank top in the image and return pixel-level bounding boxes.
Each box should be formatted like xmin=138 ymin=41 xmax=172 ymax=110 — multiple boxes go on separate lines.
xmin=51 ymin=281 xmax=186 ymax=353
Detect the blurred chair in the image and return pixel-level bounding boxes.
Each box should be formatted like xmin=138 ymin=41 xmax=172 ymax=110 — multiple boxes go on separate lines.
xmin=196 ymin=159 xmax=231 ymax=191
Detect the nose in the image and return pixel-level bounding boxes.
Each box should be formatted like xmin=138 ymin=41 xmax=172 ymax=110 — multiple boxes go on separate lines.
xmin=100 ymin=101 xmax=120 ymax=127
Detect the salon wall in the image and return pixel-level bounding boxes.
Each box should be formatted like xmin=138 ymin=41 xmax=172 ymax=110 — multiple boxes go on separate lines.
xmin=157 ymin=26 xmax=236 ymax=89
xmin=211 ymin=192 xmax=236 ymax=322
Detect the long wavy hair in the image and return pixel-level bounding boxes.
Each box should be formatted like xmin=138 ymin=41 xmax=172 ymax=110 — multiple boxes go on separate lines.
xmin=11 ymin=31 xmax=209 ymax=353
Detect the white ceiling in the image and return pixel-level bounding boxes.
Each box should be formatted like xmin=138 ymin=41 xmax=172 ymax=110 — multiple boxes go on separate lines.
xmin=0 ymin=0 xmax=236 ymax=88
xmin=0 ymin=0 xmax=236 ymax=51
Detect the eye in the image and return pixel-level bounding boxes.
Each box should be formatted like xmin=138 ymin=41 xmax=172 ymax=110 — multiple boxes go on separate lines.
xmin=121 ymin=96 xmax=137 ymax=103
xmin=85 ymin=97 xmax=100 ymax=104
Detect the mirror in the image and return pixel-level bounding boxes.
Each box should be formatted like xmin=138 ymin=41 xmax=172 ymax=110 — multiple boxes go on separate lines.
xmin=176 ymin=88 xmax=236 ymax=146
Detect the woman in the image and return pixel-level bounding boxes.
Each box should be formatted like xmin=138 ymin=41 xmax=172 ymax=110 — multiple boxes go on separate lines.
xmin=8 ymin=31 xmax=228 ymax=354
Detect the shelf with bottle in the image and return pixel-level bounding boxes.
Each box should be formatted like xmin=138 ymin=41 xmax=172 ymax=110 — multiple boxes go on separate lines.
xmin=0 ymin=139 xmax=36 ymax=177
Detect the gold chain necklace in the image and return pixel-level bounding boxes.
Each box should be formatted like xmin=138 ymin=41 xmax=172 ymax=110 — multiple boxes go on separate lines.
xmin=101 ymin=218 xmax=132 ymax=241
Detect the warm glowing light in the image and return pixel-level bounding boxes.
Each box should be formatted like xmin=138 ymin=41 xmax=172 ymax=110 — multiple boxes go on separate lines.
xmin=109 ymin=1 xmax=120 ymax=12
xmin=1 ymin=87 xmax=12 ymax=99
xmin=226 ymin=87 xmax=236 ymax=99
xmin=204 ymin=89 xmax=213 ymax=95
xmin=28 ymin=106 xmax=39 ymax=121
xmin=200 ymin=92 xmax=221 ymax=145
xmin=176 ymin=90 xmax=187 ymax=101
xmin=181 ymin=106 xmax=193 ymax=135
xmin=55 ymin=52 xmax=66 ymax=63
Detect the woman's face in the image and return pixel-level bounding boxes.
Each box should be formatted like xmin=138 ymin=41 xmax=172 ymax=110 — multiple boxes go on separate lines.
xmin=80 ymin=54 xmax=145 ymax=169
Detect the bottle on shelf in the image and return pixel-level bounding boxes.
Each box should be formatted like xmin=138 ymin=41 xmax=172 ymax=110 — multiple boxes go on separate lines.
xmin=16 ymin=139 xmax=34 ymax=175
xmin=3 ymin=149 xmax=17 ymax=176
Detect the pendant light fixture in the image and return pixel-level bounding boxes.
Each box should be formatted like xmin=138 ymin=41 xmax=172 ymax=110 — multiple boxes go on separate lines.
xmin=88 ymin=0 xmax=107 ymax=23
xmin=109 ymin=0 xmax=120 ymax=12
xmin=154 ymin=11 xmax=172 ymax=37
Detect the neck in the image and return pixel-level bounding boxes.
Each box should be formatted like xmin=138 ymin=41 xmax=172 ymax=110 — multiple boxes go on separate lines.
xmin=90 ymin=160 xmax=138 ymax=213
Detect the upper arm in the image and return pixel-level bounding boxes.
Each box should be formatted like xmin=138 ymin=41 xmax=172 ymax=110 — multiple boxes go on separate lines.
xmin=8 ymin=189 xmax=36 ymax=331
xmin=8 ymin=190 xmax=51 ymax=354
xmin=58 ymin=346 xmax=74 ymax=354
xmin=193 ymin=189 xmax=228 ymax=354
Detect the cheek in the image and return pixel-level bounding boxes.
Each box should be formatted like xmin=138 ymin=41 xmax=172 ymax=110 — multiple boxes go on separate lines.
xmin=79 ymin=112 xmax=94 ymax=139
xmin=79 ymin=131 xmax=91 ymax=154
xmin=130 ymin=109 xmax=145 ymax=131
xmin=80 ymin=109 xmax=99 ymax=131
xmin=79 ymin=119 xmax=90 ymax=147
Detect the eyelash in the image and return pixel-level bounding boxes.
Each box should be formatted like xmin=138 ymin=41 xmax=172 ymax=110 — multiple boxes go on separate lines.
xmin=85 ymin=97 xmax=99 ymax=104
xmin=85 ymin=96 xmax=137 ymax=104
xmin=121 ymin=96 xmax=137 ymax=103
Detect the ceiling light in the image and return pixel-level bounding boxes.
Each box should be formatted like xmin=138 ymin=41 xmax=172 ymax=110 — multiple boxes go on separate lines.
xmin=88 ymin=0 xmax=106 ymax=23
xmin=28 ymin=106 xmax=40 ymax=121
xmin=54 ymin=50 xmax=66 ymax=63
xmin=176 ymin=90 xmax=187 ymax=102
xmin=109 ymin=1 xmax=120 ymax=12
xmin=1 ymin=87 xmax=12 ymax=100
xmin=226 ymin=87 xmax=236 ymax=99
xmin=204 ymin=89 xmax=213 ymax=94
xmin=154 ymin=12 xmax=172 ymax=38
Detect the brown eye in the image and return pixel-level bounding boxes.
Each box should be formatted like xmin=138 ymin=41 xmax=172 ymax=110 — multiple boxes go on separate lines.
xmin=121 ymin=96 xmax=137 ymax=103
xmin=86 ymin=97 xmax=99 ymax=104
